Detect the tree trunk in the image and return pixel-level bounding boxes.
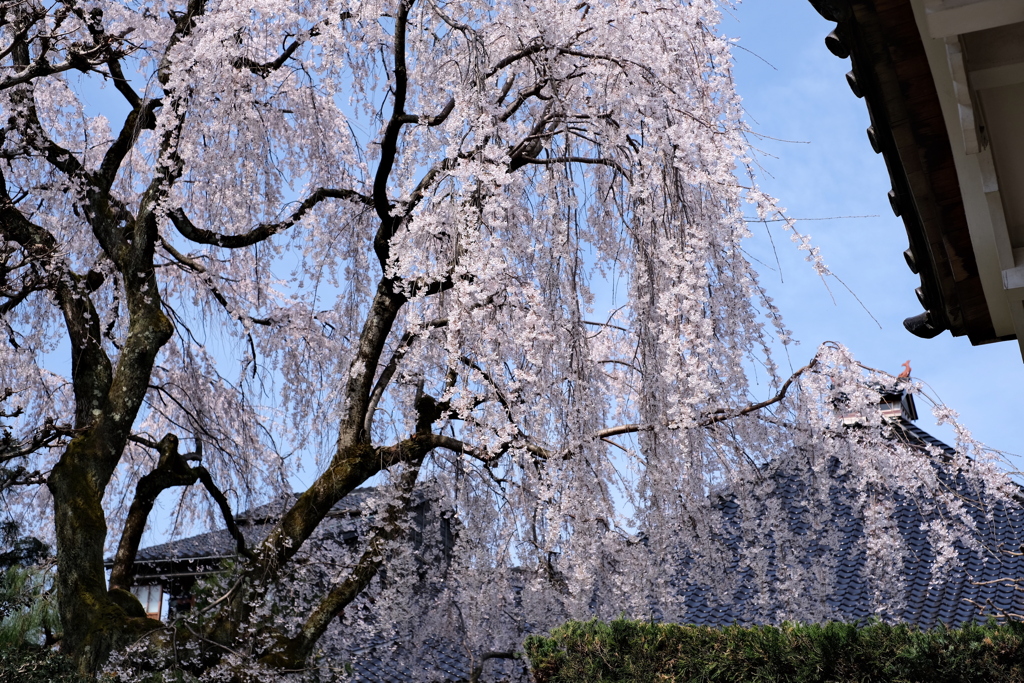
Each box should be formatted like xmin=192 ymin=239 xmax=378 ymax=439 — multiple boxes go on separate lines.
xmin=49 ymin=437 xmax=160 ymax=673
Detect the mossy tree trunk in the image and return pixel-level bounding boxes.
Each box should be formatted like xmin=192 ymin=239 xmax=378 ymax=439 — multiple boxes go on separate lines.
xmin=0 ymin=1 xmax=211 ymax=672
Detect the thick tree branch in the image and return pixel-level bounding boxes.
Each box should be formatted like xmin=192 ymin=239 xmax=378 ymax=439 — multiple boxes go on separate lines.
xmin=97 ymin=99 xmax=161 ymax=191
xmin=110 ymin=436 xmax=251 ymax=592
xmin=486 ymin=39 xmax=546 ymax=78
xmin=105 ymin=54 xmax=143 ymax=109
xmin=109 ymin=434 xmax=198 ymax=590
xmin=397 ymin=96 xmax=455 ymax=127
xmin=596 ymin=358 xmax=821 ymax=441
xmin=159 ymin=0 xmax=208 ymax=86
xmin=168 ymin=188 xmax=372 ymax=248
xmin=499 ymin=80 xmax=549 ymax=122
xmin=372 ymin=0 xmax=414 ymax=268
xmin=262 ymin=461 xmax=422 ymax=667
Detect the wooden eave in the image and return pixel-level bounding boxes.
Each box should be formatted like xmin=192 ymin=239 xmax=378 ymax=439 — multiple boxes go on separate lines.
xmin=809 ymin=0 xmax=1001 ymax=344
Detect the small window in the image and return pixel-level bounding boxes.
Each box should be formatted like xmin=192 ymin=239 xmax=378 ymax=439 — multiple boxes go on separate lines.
xmin=132 ymin=584 xmax=162 ymax=620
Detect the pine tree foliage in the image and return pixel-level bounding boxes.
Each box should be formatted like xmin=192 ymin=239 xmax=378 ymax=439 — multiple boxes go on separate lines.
xmin=0 ymin=0 xmax=1015 ymax=677
xmin=0 ymin=522 xmax=59 ymax=650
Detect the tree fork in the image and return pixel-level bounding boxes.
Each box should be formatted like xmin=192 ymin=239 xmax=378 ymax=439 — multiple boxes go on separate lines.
xmin=109 ymin=434 xmax=200 ymax=590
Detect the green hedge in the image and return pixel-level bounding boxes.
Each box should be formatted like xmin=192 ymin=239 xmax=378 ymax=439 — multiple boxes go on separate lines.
xmin=524 ymin=618 xmax=1024 ymax=683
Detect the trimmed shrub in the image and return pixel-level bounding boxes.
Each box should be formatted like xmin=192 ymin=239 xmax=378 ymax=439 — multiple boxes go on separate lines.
xmin=524 ymin=618 xmax=1024 ymax=682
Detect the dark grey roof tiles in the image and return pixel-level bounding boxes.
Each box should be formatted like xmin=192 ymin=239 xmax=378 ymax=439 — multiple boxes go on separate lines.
xmin=674 ymin=419 xmax=1024 ymax=629
xmin=130 ymin=488 xmax=378 ymax=563
xmin=236 ymin=488 xmax=375 ymax=524
xmin=134 ymin=524 xmax=272 ymax=562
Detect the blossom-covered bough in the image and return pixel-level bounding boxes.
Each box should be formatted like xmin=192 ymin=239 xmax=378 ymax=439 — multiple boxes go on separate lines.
xmin=0 ymin=0 xmax=1013 ymax=678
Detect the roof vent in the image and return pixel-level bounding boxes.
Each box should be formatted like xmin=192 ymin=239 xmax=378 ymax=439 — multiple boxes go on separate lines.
xmin=879 ymin=389 xmax=918 ymax=422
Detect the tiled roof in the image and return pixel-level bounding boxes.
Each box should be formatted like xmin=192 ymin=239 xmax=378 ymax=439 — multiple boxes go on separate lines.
xmin=133 ymin=488 xmax=375 ymax=563
xmin=674 ymin=418 xmax=1024 ymax=628
xmin=134 ymin=524 xmax=272 ymax=563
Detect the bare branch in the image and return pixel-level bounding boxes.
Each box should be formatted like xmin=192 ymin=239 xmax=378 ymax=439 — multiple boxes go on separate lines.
xmin=195 ymin=462 xmax=253 ymax=561
xmin=364 ymin=317 xmax=449 ymax=436
xmin=109 ymin=434 xmax=200 ymax=590
xmin=699 ymin=358 xmax=817 ymax=427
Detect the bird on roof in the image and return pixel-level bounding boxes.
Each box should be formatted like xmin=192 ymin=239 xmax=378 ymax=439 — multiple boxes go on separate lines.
xmin=897 ymin=360 xmax=912 ymax=379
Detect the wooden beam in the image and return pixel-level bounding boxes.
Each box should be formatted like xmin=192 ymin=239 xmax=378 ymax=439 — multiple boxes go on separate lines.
xmin=971 ymin=62 xmax=1024 ymax=89
xmin=927 ymin=0 xmax=1024 ymax=39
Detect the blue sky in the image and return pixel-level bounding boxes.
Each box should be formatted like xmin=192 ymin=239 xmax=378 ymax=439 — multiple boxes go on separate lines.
xmin=726 ymin=0 xmax=1024 ymax=469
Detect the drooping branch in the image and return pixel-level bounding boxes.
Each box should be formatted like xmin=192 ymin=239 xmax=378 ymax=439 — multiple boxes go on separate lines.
xmin=159 ymin=241 xmax=273 ymax=326
xmin=194 ymin=463 xmax=253 ymax=561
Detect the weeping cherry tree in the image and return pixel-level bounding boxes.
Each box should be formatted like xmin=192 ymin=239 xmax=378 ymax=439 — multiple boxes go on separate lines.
xmin=0 ymin=0 xmax=1013 ymax=677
